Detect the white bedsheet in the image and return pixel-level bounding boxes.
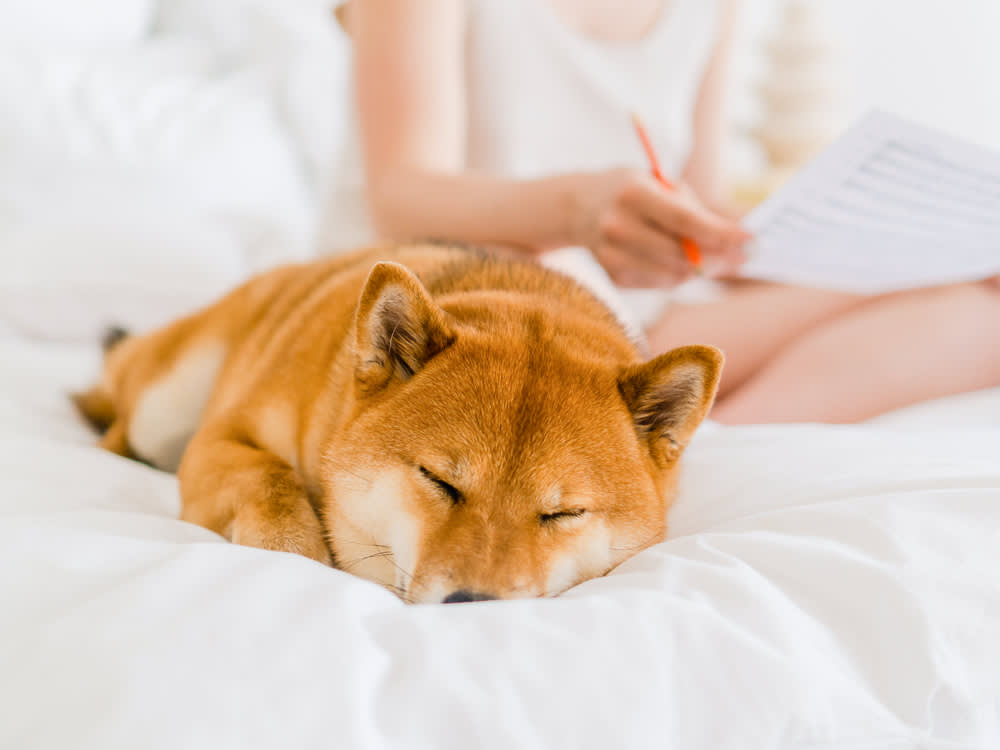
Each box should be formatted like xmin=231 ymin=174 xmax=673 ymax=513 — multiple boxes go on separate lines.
xmin=1 ymin=4 xmax=998 ymax=744
xmin=2 ymin=331 xmax=998 ymax=750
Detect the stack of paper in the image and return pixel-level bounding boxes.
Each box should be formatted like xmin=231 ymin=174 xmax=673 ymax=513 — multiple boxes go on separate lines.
xmin=741 ymin=111 xmax=1000 ymax=294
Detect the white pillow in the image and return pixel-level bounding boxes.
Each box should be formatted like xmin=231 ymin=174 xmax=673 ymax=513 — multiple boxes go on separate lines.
xmin=0 ymin=42 xmax=315 ymax=262
xmin=0 ymin=0 xmax=154 ymax=46
xmin=155 ymin=0 xmax=338 ymax=58
xmin=0 ymin=172 xmax=249 ymax=341
xmin=155 ymin=0 xmax=352 ymax=195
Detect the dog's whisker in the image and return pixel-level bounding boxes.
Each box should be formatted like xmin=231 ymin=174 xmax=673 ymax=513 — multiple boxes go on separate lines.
xmin=336 ymin=547 xmax=416 ymax=588
xmin=332 ymin=548 xmax=416 ymax=602
xmin=328 ymin=537 xmax=390 ymax=550
xmin=385 ymin=556 xmax=415 ymax=584
xmin=385 ymin=587 xmax=415 ymax=605
xmin=338 ymin=549 xmax=395 ymax=569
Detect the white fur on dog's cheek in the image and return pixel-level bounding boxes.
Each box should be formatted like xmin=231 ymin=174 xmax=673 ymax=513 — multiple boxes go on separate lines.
xmin=130 ymin=343 xmax=225 ymax=471
xmin=545 ymin=522 xmax=612 ymax=596
xmin=412 ymin=581 xmax=453 ymax=605
xmin=330 ymin=470 xmax=422 ymax=596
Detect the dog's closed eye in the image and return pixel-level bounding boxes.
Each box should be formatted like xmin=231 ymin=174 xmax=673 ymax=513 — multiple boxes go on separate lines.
xmin=419 ymin=466 xmax=464 ymax=505
xmin=539 ymin=508 xmax=587 ymax=524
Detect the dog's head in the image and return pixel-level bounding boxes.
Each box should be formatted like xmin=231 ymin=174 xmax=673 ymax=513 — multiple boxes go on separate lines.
xmin=323 ymin=262 xmax=722 ymax=603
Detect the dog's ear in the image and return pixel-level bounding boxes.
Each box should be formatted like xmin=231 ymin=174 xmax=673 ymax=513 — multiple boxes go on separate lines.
xmin=333 ymin=2 xmax=352 ymax=35
xmin=71 ymin=385 xmax=116 ymax=435
xmin=618 ymin=345 xmax=724 ymax=464
xmin=71 ymin=387 xmax=135 ymax=458
xmin=354 ymin=261 xmax=456 ymax=395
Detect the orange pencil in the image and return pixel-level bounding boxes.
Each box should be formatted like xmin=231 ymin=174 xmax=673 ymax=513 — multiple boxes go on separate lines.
xmin=630 ymin=112 xmax=703 ymax=271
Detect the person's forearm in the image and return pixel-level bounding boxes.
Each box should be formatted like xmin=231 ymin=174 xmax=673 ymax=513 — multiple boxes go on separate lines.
xmin=367 ymin=170 xmax=586 ymax=254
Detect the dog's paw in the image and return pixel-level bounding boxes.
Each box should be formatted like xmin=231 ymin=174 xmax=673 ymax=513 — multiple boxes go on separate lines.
xmin=229 ymin=509 xmax=333 ymax=567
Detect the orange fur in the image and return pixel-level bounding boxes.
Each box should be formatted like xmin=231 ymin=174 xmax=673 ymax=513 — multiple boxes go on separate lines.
xmin=73 ymin=245 xmax=723 ymax=602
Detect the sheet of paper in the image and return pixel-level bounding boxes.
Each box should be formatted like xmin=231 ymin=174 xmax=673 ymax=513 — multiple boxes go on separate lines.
xmin=740 ymin=110 xmax=1000 ymax=293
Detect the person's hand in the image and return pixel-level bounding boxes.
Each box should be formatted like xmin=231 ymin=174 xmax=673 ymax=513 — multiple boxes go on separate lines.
xmin=570 ymin=167 xmax=751 ymax=288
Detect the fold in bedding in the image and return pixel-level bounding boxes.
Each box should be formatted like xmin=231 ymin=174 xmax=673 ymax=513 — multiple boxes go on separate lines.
xmin=1 ymin=336 xmax=998 ymax=749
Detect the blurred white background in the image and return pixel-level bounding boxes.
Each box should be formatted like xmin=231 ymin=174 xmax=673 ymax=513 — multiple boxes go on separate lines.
xmin=732 ymin=0 xmax=1000 ymax=175
xmin=1 ymin=0 xmax=997 ymax=273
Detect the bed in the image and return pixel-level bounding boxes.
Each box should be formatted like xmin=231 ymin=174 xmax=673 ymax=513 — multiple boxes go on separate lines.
xmin=1 ymin=2 xmax=998 ymax=748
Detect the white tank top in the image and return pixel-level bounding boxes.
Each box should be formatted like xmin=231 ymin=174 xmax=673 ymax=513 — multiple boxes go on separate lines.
xmin=464 ymin=0 xmax=720 ymax=177
xmin=322 ymin=0 xmax=722 ymax=334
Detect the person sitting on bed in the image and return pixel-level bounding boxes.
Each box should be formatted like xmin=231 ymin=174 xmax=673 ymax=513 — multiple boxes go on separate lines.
xmin=325 ymin=0 xmax=1000 ymax=424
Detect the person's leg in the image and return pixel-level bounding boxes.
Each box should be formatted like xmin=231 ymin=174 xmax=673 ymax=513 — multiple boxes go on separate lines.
xmin=712 ymin=281 xmax=1000 ymax=424
xmin=645 ymin=282 xmax=868 ymax=398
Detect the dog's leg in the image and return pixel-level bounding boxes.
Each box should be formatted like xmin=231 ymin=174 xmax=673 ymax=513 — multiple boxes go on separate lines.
xmin=178 ymin=429 xmax=332 ymax=566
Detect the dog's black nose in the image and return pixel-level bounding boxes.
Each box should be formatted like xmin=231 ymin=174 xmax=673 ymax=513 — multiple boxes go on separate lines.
xmin=442 ymin=590 xmax=497 ymax=604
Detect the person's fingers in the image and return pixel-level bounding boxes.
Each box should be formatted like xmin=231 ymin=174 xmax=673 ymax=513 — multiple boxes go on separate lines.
xmin=599 ymin=211 xmax=693 ymax=271
xmin=702 ymin=221 xmax=751 ymax=271
xmin=595 ymin=242 xmax=693 ymax=288
xmin=675 ymin=182 xmax=754 ymax=249
xmin=613 ymin=265 xmax=689 ymax=288
xmin=721 ymin=233 xmax=750 ymax=266
xmin=623 ymin=180 xmax=711 ymax=243
xmin=620 ymin=176 xmax=745 ymax=254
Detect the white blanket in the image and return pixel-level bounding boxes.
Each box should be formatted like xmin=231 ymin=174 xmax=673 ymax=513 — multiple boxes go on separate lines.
xmin=1 ymin=2 xmax=998 ymax=745
xmin=2 ymin=331 xmax=998 ymax=749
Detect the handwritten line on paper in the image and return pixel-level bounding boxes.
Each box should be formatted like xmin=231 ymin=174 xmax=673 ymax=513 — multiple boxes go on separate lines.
xmin=740 ymin=111 xmax=1000 ymax=294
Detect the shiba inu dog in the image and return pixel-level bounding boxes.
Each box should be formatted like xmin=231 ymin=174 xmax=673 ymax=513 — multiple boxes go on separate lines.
xmin=73 ymin=245 xmax=722 ymax=603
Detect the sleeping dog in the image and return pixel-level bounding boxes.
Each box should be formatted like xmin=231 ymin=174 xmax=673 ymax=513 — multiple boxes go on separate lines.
xmin=74 ymin=245 xmax=722 ymax=603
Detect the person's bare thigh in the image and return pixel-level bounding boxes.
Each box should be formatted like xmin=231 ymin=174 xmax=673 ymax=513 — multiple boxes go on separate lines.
xmin=645 ymin=281 xmax=866 ymax=398
xmin=711 ymin=280 xmax=1000 ymax=424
